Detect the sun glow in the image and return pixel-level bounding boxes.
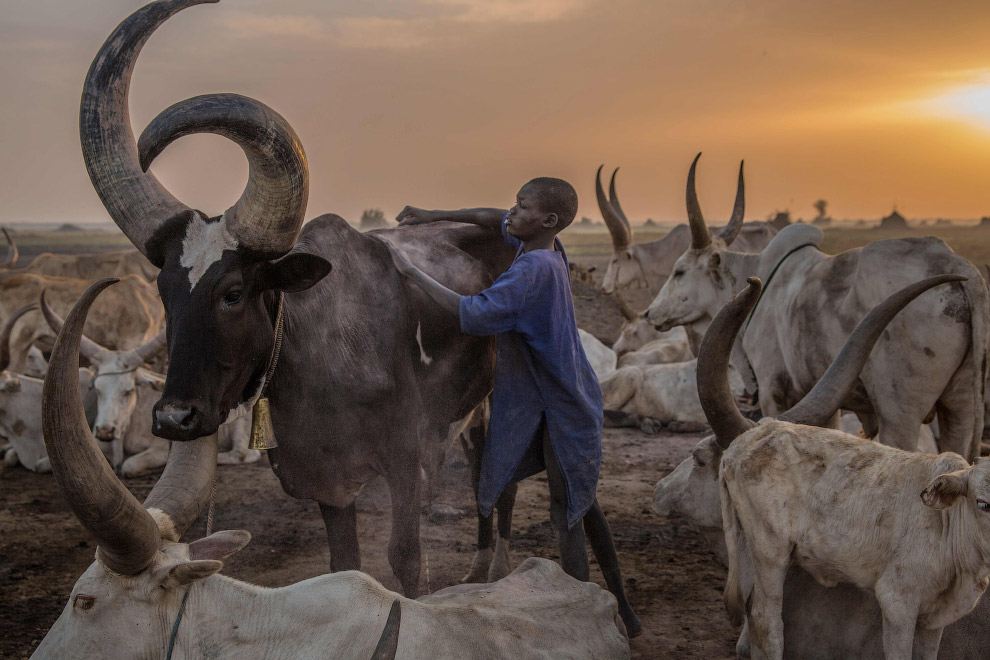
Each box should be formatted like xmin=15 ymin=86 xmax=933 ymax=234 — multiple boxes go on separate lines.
xmin=920 ymin=82 xmax=990 ymax=131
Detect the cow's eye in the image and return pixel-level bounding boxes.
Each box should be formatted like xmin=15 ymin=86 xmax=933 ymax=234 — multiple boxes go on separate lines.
xmin=978 ymin=499 xmax=989 ymax=511
xmin=673 ymin=270 xmax=685 ymax=278
xmin=222 ymin=288 xmax=243 ymax=307
xmin=74 ymin=594 xmax=95 ymax=610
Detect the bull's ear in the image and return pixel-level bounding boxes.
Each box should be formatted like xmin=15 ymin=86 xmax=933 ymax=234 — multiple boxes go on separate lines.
xmin=707 ymin=251 xmax=723 ymax=287
xmin=258 ymin=253 xmax=332 ymax=293
xmin=188 ymin=530 xmax=251 ymax=561
xmin=135 ymin=370 xmax=164 ymax=392
xmin=163 ymin=560 xmax=224 ymax=589
xmin=921 ymin=469 xmax=969 ymax=509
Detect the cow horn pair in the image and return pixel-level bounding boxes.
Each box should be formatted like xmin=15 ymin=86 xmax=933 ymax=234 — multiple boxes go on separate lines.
xmin=80 ymin=0 xmax=308 ymax=268
xmin=0 ymin=304 xmax=38 ymax=372
xmin=1 ymin=227 xmax=18 ymax=270
xmin=43 ymin=279 xmax=217 ymax=574
xmin=697 ymin=274 xmax=966 ymax=449
xmin=686 ymin=152 xmax=745 ymax=250
xmin=39 ymin=289 xmax=166 ymax=368
xmin=596 ymin=165 xmax=632 ymax=250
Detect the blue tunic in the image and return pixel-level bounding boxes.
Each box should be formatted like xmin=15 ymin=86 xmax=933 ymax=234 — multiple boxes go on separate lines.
xmin=459 ymin=217 xmax=603 ymax=529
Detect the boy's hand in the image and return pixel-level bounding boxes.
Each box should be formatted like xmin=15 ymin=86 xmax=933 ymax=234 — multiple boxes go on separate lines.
xmin=396 ymin=206 xmax=435 ymax=226
xmin=385 ymin=241 xmax=418 ymax=277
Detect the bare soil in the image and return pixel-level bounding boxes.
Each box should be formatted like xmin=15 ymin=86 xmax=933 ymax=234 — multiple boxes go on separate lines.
xmin=0 ymin=259 xmax=736 ymax=659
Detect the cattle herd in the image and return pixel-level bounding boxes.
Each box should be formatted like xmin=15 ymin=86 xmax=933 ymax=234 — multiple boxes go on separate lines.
xmin=2 ymin=1 xmax=990 ymax=658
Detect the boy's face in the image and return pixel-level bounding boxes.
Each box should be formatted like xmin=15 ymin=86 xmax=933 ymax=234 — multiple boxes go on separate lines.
xmin=506 ymin=184 xmax=558 ymax=241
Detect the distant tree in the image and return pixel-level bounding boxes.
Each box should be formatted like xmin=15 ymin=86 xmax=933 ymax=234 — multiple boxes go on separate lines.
xmin=578 ymin=216 xmax=594 ymax=226
xmin=359 ymin=208 xmax=388 ymax=229
xmin=813 ymin=199 xmax=828 ymax=221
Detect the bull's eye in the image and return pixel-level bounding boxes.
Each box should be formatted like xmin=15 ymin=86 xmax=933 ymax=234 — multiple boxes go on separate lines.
xmin=978 ymin=499 xmax=989 ymax=511
xmin=673 ymin=270 xmax=685 ymax=278
xmin=222 ymin=288 xmax=243 ymax=307
xmin=73 ymin=594 xmax=95 ymax=610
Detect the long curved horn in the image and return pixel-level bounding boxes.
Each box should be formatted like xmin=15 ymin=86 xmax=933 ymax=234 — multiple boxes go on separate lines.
xmin=370 ymin=600 xmax=401 ymax=660
xmin=143 ymin=430 xmax=218 ymax=541
xmin=40 ymin=289 xmax=110 ymax=364
xmin=778 ymin=275 xmax=966 ymax=427
xmin=615 ymin=292 xmax=637 ymax=322
xmin=608 ymin=168 xmax=632 ymax=234
xmin=0 ymin=304 xmax=38 ymax=372
xmin=686 ymin=153 xmax=711 ymax=250
xmin=138 ymin=93 xmax=308 ymax=258
xmin=80 ymin=0 xmax=219 ymax=267
xmin=718 ymin=161 xmax=745 ymax=246
xmin=697 ymin=277 xmax=759 ymax=448
xmin=42 ymin=278 xmax=161 ymax=575
xmin=596 ymin=165 xmax=630 ymax=250
xmin=1 ymin=227 xmax=18 ymax=269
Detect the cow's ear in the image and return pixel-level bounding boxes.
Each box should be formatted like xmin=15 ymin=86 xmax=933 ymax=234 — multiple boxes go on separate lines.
xmin=258 ymin=253 xmax=332 ymax=293
xmin=188 ymin=530 xmax=251 ymax=561
xmin=921 ymin=469 xmax=969 ymax=509
xmin=135 ymin=370 xmax=164 ymax=391
xmin=707 ymin=252 xmax=723 ymax=287
xmin=162 ymin=560 xmax=223 ymax=589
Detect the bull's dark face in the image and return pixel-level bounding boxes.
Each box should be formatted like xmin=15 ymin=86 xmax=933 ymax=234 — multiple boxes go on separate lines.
xmin=152 ymin=228 xmax=331 ymax=441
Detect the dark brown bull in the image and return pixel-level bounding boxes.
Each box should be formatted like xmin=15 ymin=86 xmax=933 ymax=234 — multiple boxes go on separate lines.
xmin=80 ymin=0 xmax=514 ymax=595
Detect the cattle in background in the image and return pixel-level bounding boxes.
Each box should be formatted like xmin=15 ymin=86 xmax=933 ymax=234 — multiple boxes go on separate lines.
xmin=33 ymin=279 xmax=630 ymax=660
xmin=24 ymin=248 xmax=159 ymax=282
xmin=595 ymin=164 xmax=776 ymax=295
xmin=579 ymin=329 xmax=617 ymax=380
xmin=79 ymin=0 xmax=521 ymax=596
xmin=0 ymin=227 xmax=19 ymax=272
xmin=654 ymin=276 xmax=989 ymax=659
xmin=647 ymin=155 xmax=989 ymax=461
xmin=612 ymin=292 xmax=692 ymax=358
xmin=0 ymin=272 xmax=163 ymax=374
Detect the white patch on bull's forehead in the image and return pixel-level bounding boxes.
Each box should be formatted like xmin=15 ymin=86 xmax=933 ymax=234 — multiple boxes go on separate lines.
xmin=416 ymin=322 xmax=433 ymax=366
xmin=180 ymin=212 xmax=239 ymax=290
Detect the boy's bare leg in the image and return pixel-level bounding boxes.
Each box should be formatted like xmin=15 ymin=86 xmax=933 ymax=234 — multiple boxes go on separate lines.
xmin=583 ymin=500 xmax=643 ymax=637
xmin=542 ymin=423 xmax=590 ymax=581
xmin=543 ymin=423 xmax=643 ymax=638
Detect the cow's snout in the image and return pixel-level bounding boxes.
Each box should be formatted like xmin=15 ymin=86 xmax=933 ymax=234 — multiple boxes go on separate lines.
xmin=153 ymin=401 xmax=209 ymax=441
xmin=93 ymin=425 xmax=116 ymax=442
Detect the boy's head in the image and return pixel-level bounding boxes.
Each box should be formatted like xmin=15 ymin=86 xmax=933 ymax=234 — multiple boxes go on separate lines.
xmin=507 ymin=177 xmax=578 ymax=241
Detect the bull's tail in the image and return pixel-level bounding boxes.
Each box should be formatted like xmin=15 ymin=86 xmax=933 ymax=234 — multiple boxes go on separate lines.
xmin=720 ymin=465 xmax=746 ymax=627
xmin=963 ymin=271 xmax=989 ymax=461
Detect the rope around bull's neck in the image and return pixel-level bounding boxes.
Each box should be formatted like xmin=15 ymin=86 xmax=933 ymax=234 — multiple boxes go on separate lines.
xmin=743 ymin=243 xmax=817 ymax=331
xmin=262 ymin=291 xmax=286 ymax=393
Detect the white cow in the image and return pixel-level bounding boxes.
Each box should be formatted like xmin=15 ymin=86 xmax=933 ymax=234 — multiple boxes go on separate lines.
xmin=647 ymin=155 xmax=989 ymax=460
xmin=601 ymin=359 xmax=746 ymax=434
xmin=595 ymin=163 xmax=777 ymax=295
xmin=612 ymin=292 xmax=692 ymax=359
xmin=681 ymin=274 xmax=987 ymax=660
xmin=33 ymin=279 xmax=630 ymax=660
xmin=579 ymin=329 xmax=617 ymax=380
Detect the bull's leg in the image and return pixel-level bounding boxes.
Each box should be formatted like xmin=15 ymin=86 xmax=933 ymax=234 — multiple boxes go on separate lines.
xmin=747 ymin=553 xmax=788 ymax=660
xmin=120 ymin=443 xmax=170 ymax=478
xmin=912 ymin=626 xmax=943 ymax=660
xmin=935 ymin=356 xmax=980 ymax=461
xmin=385 ymin=447 xmax=422 ymax=597
xmin=877 ymin=601 xmax=918 ymax=660
xmin=319 ymin=503 xmax=361 ymax=572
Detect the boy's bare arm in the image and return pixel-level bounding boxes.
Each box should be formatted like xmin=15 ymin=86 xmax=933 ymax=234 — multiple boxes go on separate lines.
xmin=396 ymin=206 xmax=506 ymax=230
xmin=385 ymin=242 xmax=462 ymax=317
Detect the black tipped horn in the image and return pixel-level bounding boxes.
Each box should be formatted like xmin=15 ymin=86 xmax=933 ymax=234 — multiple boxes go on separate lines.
xmin=697 ymin=277 xmax=759 ymax=448
xmin=370 ymin=600 xmax=401 ymax=660
xmin=718 ymin=161 xmax=745 ymax=246
xmin=43 ymin=278 xmax=162 ymax=575
xmin=1 ymin=227 xmax=18 ymax=269
xmin=138 ymin=93 xmax=308 ymax=258
xmin=0 ymin=304 xmax=37 ymax=372
xmin=687 ymin=153 xmax=711 ymax=250
xmin=608 ymin=168 xmax=632 ymax=233
xmin=778 ymin=275 xmax=967 ymax=427
xmin=596 ymin=165 xmax=631 ymax=250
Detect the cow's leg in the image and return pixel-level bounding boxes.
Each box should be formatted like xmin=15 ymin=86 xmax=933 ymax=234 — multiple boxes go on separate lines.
xmin=912 ymin=626 xmax=942 ymax=660
xmin=935 ymin=355 xmax=980 ymax=461
xmin=319 ymin=503 xmax=361 ymax=572
xmin=747 ymin=552 xmax=788 ymax=660
xmin=385 ymin=443 xmax=422 ymax=597
xmin=488 ymin=482 xmax=516 ymax=581
xmin=120 ymin=443 xmax=170 ymax=478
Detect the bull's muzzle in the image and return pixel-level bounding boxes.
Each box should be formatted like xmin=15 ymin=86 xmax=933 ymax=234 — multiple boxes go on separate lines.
xmin=153 ymin=401 xmax=209 ymax=441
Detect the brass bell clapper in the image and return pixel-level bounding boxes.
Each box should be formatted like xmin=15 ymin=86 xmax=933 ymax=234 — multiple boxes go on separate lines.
xmin=249 ymin=292 xmax=285 ymax=450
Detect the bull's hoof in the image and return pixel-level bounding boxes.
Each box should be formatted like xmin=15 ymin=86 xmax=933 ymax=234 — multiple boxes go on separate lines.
xmin=461 ymin=547 xmax=493 ymax=583
xmin=639 ymin=418 xmax=664 ymax=435
xmin=487 ymin=536 xmax=512 ymax=582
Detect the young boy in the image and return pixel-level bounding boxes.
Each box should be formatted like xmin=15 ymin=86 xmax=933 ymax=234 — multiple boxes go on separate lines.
xmin=388 ymin=177 xmax=642 ymax=637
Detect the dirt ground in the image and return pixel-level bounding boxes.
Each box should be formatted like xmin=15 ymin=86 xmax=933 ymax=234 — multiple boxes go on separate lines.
xmin=0 ymin=257 xmax=736 ymax=659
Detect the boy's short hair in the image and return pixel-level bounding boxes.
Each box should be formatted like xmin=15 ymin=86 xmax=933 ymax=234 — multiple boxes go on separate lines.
xmin=525 ymin=177 xmax=578 ymax=230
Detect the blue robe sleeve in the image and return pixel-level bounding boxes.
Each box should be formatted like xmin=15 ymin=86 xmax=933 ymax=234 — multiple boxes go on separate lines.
xmin=501 ymin=212 xmax=522 ymax=250
xmin=459 ymin=259 xmax=531 ymax=336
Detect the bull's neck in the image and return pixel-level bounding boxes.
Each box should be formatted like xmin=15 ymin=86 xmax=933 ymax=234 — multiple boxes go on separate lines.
xmin=721 ymin=251 xmax=761 ymax=295
xmin=940 ymin=503 xmax=990 ymax=580
xmin=629 ymin=241 xmax=669 ymax=292
xmin=168 ymin=572 xmax=391 ymax=659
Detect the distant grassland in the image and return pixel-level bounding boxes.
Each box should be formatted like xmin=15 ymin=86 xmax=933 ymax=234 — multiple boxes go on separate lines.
xmin=560 ymin=224 xmax=990 ymax=267
xmin=7 ymin=229 xmax=134 ymax=265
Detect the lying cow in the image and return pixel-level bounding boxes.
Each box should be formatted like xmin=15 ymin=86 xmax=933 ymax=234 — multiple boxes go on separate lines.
xmin=595 ymin=164 xmax=777 ymax=296
xmin=683 ymin=274 xmax=988 ymax=660
xmin=648 ymin=155 xmax=989 ymax=460
xmin=39 ymin=292 xmax=257 ymax=476
xmin=33 ymin=278 xmax=630 ymax=660
xmin=613 ymin=293 xmax=692 ymax=359
xmin=579 ymin=329 xmax=617 ymax=380
xmin=0 ymin=305 xmax=97 ymax=472
xmin=601 ymin=358 xmax=745 ymax=434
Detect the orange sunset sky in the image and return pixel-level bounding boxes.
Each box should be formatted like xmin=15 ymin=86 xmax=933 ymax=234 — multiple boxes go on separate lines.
xmin=2 ymin=0 xmax=990 ymax=226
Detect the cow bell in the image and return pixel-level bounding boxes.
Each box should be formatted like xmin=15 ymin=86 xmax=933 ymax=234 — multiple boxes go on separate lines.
xmin=249 ymin=398 xmax=278 ymax=450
